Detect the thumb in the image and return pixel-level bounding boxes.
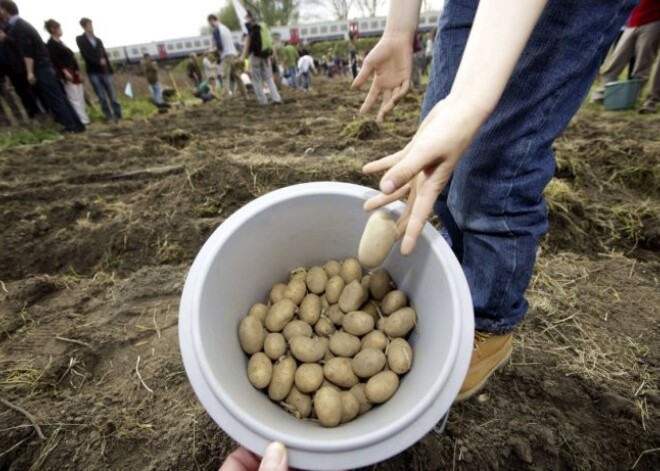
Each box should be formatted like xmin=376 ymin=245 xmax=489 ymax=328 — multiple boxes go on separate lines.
xmin=259 ymin=442 xmax=287 ymax=471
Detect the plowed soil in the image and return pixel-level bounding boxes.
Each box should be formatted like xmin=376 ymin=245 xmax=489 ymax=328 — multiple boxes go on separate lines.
xmin=1 ymin=79 xmax=658 ymax=471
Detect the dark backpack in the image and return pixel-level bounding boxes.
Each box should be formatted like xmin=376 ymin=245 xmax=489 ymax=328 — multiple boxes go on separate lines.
xmin=248 ymin=22 xmax=272 ymax=58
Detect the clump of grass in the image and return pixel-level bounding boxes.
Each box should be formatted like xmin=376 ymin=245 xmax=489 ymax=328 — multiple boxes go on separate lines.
xmin=0 ymin=126 xmax=61 ymax=150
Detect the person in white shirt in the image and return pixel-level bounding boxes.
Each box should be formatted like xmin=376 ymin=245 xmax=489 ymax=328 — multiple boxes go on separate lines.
xmin=202 ymin=53 xmax=215 ymax=80
xmin=207 ymin=14 xmax=247 ymax=99
xmin=297 ymin=50 xmax=316 ymax=91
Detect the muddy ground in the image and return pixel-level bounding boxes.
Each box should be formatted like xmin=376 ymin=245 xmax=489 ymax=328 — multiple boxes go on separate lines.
xmin=0 ymin=78 xmax=658 ymax=470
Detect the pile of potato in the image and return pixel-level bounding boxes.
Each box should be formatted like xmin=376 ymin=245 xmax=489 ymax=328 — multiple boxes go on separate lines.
xmin=238 ymin=258 xmax=416 ymax=427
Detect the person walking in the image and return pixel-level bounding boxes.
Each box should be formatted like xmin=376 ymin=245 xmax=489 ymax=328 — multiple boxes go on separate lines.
xmin=591 ymin=0 xmax=660 ymax=103
xmin=0 ymin=1 xmax=84 ymax=133
xmin=140 ymin=53 xmax=165 ymax=107
xmin=238 ymin=10 xmax=281 ymax=105
xmin=207 ymin=14 xmax=247 ymax=100
xmin=45 ymin=19 xmax=89 ymax=125
xmin=297 ymin=50 xmax=316 ymax=91
xmin=352 ymin=0 xmax=638 ymax=401
xmin=282 ymin=41 xmax=298 ymax=89
xmin=76 ymin=18 xmax=121 ymax=122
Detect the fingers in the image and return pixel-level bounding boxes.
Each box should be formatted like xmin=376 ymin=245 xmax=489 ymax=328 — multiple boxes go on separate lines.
xmin=400 ymin=173 xmax=447 ymax=256
xmin=376 ymin=89 xmax=393 ymax=123
xmin=351 ymin=61 xmax=373 ymax=90
xmin=219 ymin=447 xmax=260 ymax=471
xmin=363 ymin=183 xmax=411 ymax=212
xmin=259 ymin=442 xmax=288 ymax=471
xmin=377 ymin=81 xmax=410 ymax=122
xmin=379 ymin=138 xmax=434 ymax=194
xmin=363 ymin=147 xmax=407 ymax=174
xmin=360 ymin=81 xmax=381 ymax=114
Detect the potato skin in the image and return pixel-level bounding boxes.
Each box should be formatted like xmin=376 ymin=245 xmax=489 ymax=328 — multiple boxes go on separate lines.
xmin=352 ymin=348 xmax=387 ymax=378
xmin=238 ymin=316 xmax=265 ymax=354
xmin=286 ymin=387 xmax=312 ymax=418
xmin=314 ymin=316 xmax=336 ymax=337
xmin=343 ymin=311 xmax=375 ymax=336
xmin=323 ymin=357 xmax=359 ymax=388
xmin=365 ymin=371 xmax=399 ymax=404
xmin=381 ymin=290 xmax=408 ymax=315
xmin=358 ymin=210 xmax=396 ymax=269
xmin=349 ymin=383 xmax=372 ymax=415
xmin=323 ymin=260 xmax=341 ymax=278
xmin=340 ymin=391 xmax=360 ymax=423
xmin=299 ymin=294 xmax=321 ymax=325
xmin=268 ymin=356 xmax=296 ymax=401
xmin=289 ymin=336 xmax=326 ymax=363
xmin=306 ymin=267 xmax=328 ymax=295
xmin=338 ymin=280 xmax=367 ymax=313
xmin=340 ymin=258 xmax=363 ymax=283
xmin=269 ymin=283 xmax=287 ymax=304
xmin=361 ymin=330 xmax=388 ymax=351
xmin=284 ymin=278 xmax=307 ymax=305
xmin=248 ymin=303 xmax=268 ymax=324
xmin=282 ymin=320 xmax=313 ymax=341
xmin=360 ymin=301 xmax=380 ymax=324
xmin=263 ymin=332 xmax=287 ymax=360
xmin=314 ymin=387 xmax=343 ymax=427
xmin=326 ymin=304 xmax=345 ymax=326
xmin=329 ymin=331 xmax=361 ymax=357
xmin=325 ymin=276 xmax=345 ymax=304
xmin=247 ymin=352 xmax=272 ymax=389
xmin=294 ymin=363 xmax=324 ymax=394
xmin=265 ymin=299 xmax=297 ymax=332
xmin=380 ymin=307 xmax=416 ymax=338
xmin=387 ymin=338 xmax=414 ymax=374
xmin=369 ymin=269 xmax=392 ymax=301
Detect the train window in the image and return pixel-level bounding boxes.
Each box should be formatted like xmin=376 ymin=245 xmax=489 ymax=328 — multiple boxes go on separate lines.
xmin=132 ymin=48 xmax=138 ymax=55
xmin=320 ymin=26 xmax=328 ymax=33
xmin=141 ymin=47 xmax=147 ymax=53
xmin=112 ymin=51 xmax=120 ymax=58
xmin=185 ymin=41 xmax=192 ymax=48
xmin=429 ymin=16 xmax=438 ymax=23
xmin=371 ymin=21 xmax=378 ymax=28
xmin=310 ymin=27 xmax=318 ymax=34
xmin=381 ymin=20 xmax=386 ymax=27
xmin=176 ymin=43 xmax=183 ymax=49
xmin=194 ymin=40 xmax=201 ymax=47
xmin=360 ymin=22 xmax=368 ymax=30
xmin=301 ymin=28 xmax=308 ymax=35
xmin=166 ymin=43 xmax=174 ymax=50
xmin=330 ymin=25 xmax=337 ymax=32
xmin=203 ymin=39 xmax=210 ymax=46
xmin=340 ymin=24 xmax=347 ymax=31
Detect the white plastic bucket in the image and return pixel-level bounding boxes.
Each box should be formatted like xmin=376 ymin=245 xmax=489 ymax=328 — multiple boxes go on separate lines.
xmin=179 ymin=182 xmax=474 ymax=470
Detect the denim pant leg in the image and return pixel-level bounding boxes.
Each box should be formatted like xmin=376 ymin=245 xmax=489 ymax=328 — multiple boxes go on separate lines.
xmin=150 ymin=82 xmax=163 ymax=104
xmin=34 ymin=67 xmax=83 ymax=131
xmin=89 ymin=73 xmax=112 ymax=120
xmin=422 ymin=0 xmax=636 ymax=334
xmin=250 ymin=56 xmax=268 ymax=104
xmin=102 ymin=74 xmax=122 ymax=119
xmin=288 ymin=66 xmax=297 ymax=88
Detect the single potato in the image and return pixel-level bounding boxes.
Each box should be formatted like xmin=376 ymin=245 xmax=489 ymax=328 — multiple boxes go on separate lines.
xmin=352 ymin=348 xmax=387 ymax=378
xmin=323 ymin=357 xmax=359 ymax=388
xmin=268 ymin=356 xmax=296 ymax=401
xmin=247 ymin=352 xmax=272 ymax=389
xmin=294 ymin=363 xmax=324 ymax=393
xmin=263 ymin=332 xmax=287 ymax=360
xmin=340 ymin=391 xmax=360 ymax=423
xmin=381 ymin=290 xmax=408 ymax=315
xmin=343 ymin=311 xmax=375 ymax=336
xmin=369 ymin=269 xmax=392 ymax=301
xmin=306 ymin=267 xmax=328 ymax=295
xmin=325 ymin=276 xmax=345 ymax=304
xmin=387 ymin=338 xmax=414 ymax=374
xmin=329 ymin=331 xmax=362 ymax=357
xmin=238 ymin=316 xmax=265 ymax=354
xmin=365 ymin=370 xmax=399 ymax=404
xmin=299 ymin=293 xmax=321 ymax=325
xmin=285 ymin=387 xmax=312 ymax=419
xmin=314 ymin=387 xmax=343 ymax=427
xmin=340 ymin=258 xmax=363 ymax=283
xmin=338 ymin=280 xmax=367 ymax=313
xmin=265 ymin=299 xmax=297 ymax=332
xmin=289 ymin=336 xmax=326 ymax=363
xmin=358 ymin=210 xmax=396 ymax=269
xmin=248 ymin=303 xmax=268 ymax=324
xmin=380 ymin=307 xmax=416 ymax=338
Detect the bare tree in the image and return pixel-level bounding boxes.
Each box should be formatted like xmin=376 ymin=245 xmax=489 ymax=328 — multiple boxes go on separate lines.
xmin=306 ymin=0 xmax=354 ymax=20
xmin=356 ymin=0 xmax=382 ymax=17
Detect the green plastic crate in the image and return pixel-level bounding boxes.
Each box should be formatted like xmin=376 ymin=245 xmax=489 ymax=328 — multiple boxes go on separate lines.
xmin=604 ymin=79 xmax=644 ymax=110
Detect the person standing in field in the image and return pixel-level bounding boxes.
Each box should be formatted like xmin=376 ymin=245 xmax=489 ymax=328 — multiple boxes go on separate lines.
xmin=208 ymin=14 xmax=247 ymax=100
xmin=591 ymin=0 xmax=660 ymax=107
xmin=282 ymin=41 xmax=298 ymax=89
xmin=639 ymin=53 xmax=659 ymax=114
xmin=0 ymin=1 xmax=84 ymax=133
xmin=186 ymin=53 xmax=203 ymax=87
xmin=140 ymin=53 xmax=166 ymax=107
xmin=352 ymin=0 xmax=638 ymax=401
xmin=44 ymin=19 xmax=89 ymax=125
xmin=0 ymin=40 xmax=24 ymax=125
xmin=349 ymin=35 xmax=358 ymax=80
xmin=238 ymin=10 xmax=282 ymax=105
xmin=76 ymin=17 xmax=122 ymax=122
xmin=202 ymin=52 xmax=215 ymax=81
xmin=297 ymin=50 xmax=316 ymax=91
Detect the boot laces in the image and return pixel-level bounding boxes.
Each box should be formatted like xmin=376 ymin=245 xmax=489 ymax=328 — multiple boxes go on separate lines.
xmin=473 ymin=331 xmax=491 ymax=351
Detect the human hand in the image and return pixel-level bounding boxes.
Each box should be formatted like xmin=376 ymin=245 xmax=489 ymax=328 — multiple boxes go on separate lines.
xmin=362 ymin=94 xmax=488 ymax=255
xmin=0 ymin=30 xmax=6 ymax=42
xmin=351 ymin=35 xmax=412 ymax=122
xmin=100 ymin=58 xmax=107 ymax=67
xmin=27 ymin=72 xmax=37 ymax=85
xmin=219 ymin=442 xmax=288 ymax=471
xmin=63 ymin=69 xmax=73 ymax=82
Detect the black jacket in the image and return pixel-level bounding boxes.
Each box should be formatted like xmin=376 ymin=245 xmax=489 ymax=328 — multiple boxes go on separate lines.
xmin=47 ymin=38 xmax=80 ymax=80
xmin=5 ymin=18 xmax=52 ymax=70
xmin=76 ymin=34 xmax=113 ymax=75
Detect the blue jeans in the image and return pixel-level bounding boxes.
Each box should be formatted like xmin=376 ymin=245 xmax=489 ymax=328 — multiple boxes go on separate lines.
xmin=288 ymin=66 xmax=297 ymax=88
xmin=422 ymin=0 xmax=636 ymax=334
xmin=34 ymin=66 xmax=84 ymax=132
xmin=301 ymin=71 xmax=311 ymax=90
xmin=149 ymin=82 xmax=164 ymax=105
xmin=89 ymin=73 xmax=122 ymax=121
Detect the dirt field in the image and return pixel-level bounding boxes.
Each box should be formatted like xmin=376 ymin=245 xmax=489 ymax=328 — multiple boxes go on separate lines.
xmin=1 ymin=78 xmax=658 ymax=470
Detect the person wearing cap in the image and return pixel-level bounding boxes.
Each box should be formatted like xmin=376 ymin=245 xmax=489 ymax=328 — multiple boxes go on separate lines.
xmin=0 ymin=0 xmax=84 ymax=133
xmin=76 ymin=17 xmax=122 ymax=122
xmin=45 ymin=19 xmax=89 ymax=125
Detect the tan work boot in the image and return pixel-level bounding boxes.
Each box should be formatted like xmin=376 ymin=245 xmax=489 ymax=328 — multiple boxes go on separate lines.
xmin=456 ymin=331 xmax=513 ymax=402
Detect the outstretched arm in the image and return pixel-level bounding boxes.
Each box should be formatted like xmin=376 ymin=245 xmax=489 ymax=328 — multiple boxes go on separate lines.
xmin=364 ymin=0 xmax=549 ymax=255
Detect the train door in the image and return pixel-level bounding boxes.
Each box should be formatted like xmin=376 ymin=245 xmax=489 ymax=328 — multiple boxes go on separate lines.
xmin=157 ymin=43 xmax=167 ymax=59
xmin=289 ymin=28 xmax=300 ymax=45
xmin=349 ymin=21 xmax=359 ymax=39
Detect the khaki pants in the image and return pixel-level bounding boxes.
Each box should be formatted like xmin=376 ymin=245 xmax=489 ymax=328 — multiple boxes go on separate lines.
xmin=600 ymin=21 xmax=660 ymax=86
xmin=221 ymin=55 xmax=247 ymax=99
xmin=63 ymin=81 xmax=90 ymax=125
